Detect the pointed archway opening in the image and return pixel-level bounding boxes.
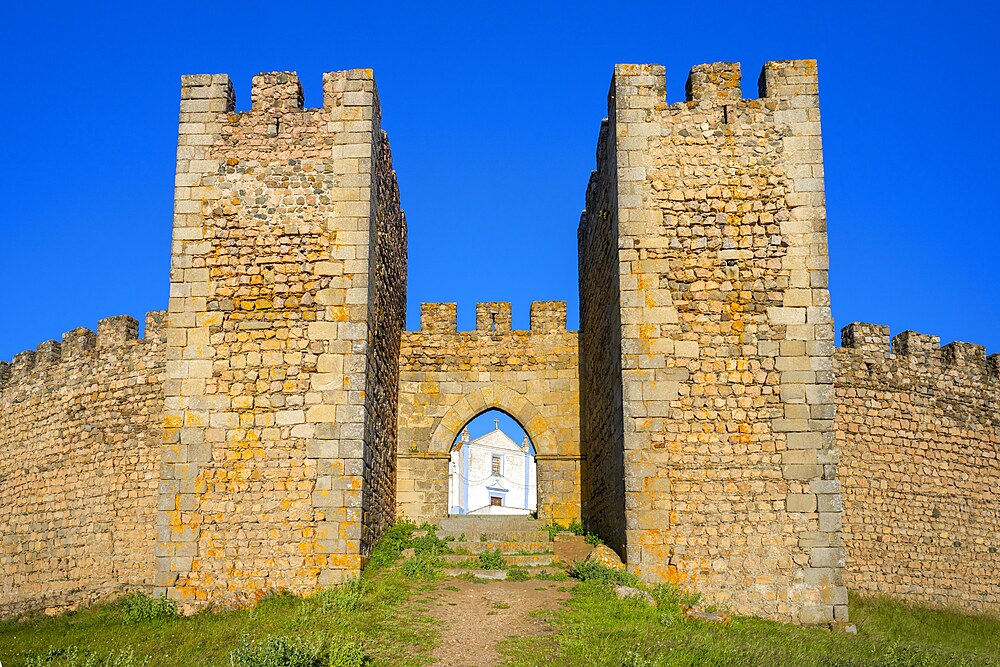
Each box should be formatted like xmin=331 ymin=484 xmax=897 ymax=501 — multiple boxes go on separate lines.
xmin=448 ymin=409 xmax=537 ymax=516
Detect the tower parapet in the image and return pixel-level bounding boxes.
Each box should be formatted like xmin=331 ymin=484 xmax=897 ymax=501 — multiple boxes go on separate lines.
xmin=685 ymin=61 xmax=742 ymax=103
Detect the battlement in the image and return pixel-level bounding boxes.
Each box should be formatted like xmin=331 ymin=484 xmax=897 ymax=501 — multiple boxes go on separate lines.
xmin=612 ymin=59 xmax=819 ymax=106
xmin=251 ymin=72 xmax=303 ymax=111
xmin=179 ymin=69 xmax=377 ymax=118
xmin=529 ymin=301 xmax=567 ymax=332
xmin=420 ymin=302 xmax=457 ymax=333
xmin=839 ymin=322 xmax=998 ymax=381
xmin=476 ymin=302 xmax=512 ymax=333
xmin=415 ymin=302 xmax=571 ymax=334
xmin=0 ymin=311 xmax=166 ymax=391
xmin=685 ymin=62 xmax=742 ymax=103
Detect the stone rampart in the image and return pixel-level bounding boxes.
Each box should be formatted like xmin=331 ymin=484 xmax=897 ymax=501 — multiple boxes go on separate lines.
xmin=397 ymin=301 xmax=581 ymax=523
xmin=0 ymin=313 xmax=166 ymax=616
xmin=2 ymin=60 xmax=996 ymax=627
xmin=836 ymin=323 xmax=999 ymax=612
xmin=580 ymin=61 xmax=845 ymax=625
xmin=159 ymin=69 xmax=405 ymax=606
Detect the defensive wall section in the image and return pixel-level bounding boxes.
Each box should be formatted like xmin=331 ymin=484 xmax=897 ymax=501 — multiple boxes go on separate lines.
xmin=836 ymin=322 xmax=999 ymax=612
xmin=580 ymin=61 xmax=844 ymax=625
xmin=158 ymin=69 xmax=406 ymax=606
xmin=0 ymin=314 xmax=166 ymax=616
xmin=397 ymin=301 xmax=581 ymax=524
xmin=0 ymin=60 xmax=997 ymax=624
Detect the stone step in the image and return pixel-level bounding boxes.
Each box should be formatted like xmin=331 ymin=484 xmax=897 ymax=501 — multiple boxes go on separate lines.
xmin=442 ymin=566 xmax=564 ymax=580
xmin=445 ymin=540 xmax=551 ymax=555
xmin=440 ymin=553 xmax=554 ymax=567
xmin=437 ymin=515 xmax=544 ymax=531
xmin=437 ymin=529 xmax=550 ymax=542
xmin=433 ymin=516 xmax=550 ymax=543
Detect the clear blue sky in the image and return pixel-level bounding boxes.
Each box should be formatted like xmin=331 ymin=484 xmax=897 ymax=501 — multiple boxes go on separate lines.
xmin=1 ymin=1 xmax=997 ymax=361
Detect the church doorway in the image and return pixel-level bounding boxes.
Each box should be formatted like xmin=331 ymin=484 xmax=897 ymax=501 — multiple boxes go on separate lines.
xmin=448 ymin=409 xmax=537 ymax=516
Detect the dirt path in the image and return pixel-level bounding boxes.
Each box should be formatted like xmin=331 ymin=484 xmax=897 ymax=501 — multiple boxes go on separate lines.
xmin=415 ymin=578 xmax=571 ymax=667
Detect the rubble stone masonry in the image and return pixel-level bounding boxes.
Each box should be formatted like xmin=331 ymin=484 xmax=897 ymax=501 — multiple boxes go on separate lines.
xmin=0 ymin=60 xmax=996 ymax=623
xmin=0 ymin=313 xmax=165 ymax=616
xmin=159 ymin=69 xmax=405 ymax=606
xmin=578 ymin=118 xmax=627 ymax=553
xmin=836 ymin=323 xmax=999 ymax=612
xmin=579 ymin=61 xmax=844 ymax=625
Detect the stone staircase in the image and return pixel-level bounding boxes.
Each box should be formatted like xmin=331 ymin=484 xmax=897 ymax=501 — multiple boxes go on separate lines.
xmin=433 ymin=516 xmax=561 ymax=578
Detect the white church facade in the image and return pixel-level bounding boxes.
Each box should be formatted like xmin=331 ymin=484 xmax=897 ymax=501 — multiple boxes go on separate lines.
xmin=448 ymin=422 xmax=537 ymax=515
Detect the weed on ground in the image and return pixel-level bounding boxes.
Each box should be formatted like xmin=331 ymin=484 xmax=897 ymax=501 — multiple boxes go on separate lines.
xmin=0 ymin=522 xmax=438 ymax=667
xmin=498 ymin=582 xmax=1000 ymax=667
xmin=4 ymin=521 xmax=998 ymax=667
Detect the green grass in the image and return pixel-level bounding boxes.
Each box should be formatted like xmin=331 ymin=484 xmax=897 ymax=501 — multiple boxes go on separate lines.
xmin=3 ymin=520 xmax=998 ymax=667
xmin=498 ymin=583 xmax=1000 ymax=667
xmin=0 ymin=522 xmax=438 ymax=667
xmin=479 ymin=550 xmax=506 ymax=570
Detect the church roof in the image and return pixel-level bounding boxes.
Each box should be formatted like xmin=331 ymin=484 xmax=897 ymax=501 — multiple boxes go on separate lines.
xmin=469 ymin=427 xmax=527 ymax=453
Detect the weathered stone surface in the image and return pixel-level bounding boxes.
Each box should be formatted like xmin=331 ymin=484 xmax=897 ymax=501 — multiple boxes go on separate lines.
xmin=578 ymin=60 xmax=844 ymax=625
xmin=396 ymin=301 xmax=581 ymax=524
xmin=587 ymin=544 xmax=625 ymax=570
xmin=0 ymin=314 xmax=166 ymax=616
xmin=1 ymin=60 xmax=996 ymax=627
xmin=614 ymin=585 xmax=655 ymax=605
xmin=837 ymin=323 xmax=999 ymax=613
xmin=159 ymin=69 xmax=405 ymax=608
xmin=553 ymin=533 xmax=594 ymax=565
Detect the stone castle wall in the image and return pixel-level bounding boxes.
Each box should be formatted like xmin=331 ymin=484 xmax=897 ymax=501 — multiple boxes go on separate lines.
xmin=1 ymin=60 xmax=997 ymax=624
xmin=836 ymin=323 xmax=999 ymax=612
xmin=361 ymin=127 xmax=408 ymax=559
xmin=578 ymin=118 xmax=627 ymax=553
xmin=0 ymin=313 xmax=166 ymax=616
xmin=579 ymin=61 xmax=846 ymax=625
xmin=397 ymin=302 xmax=581 ymax=523
xmin=159 ymin=69 xmax=405 ymax=607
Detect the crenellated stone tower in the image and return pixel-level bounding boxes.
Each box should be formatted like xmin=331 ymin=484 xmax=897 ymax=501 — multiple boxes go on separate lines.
xmin=1 ymin=59 xmax=996 ymax=626
xmin=579 ymin=61 xmax=844 ymax=624
xmin=158 ymin=70 xmax=406 ymax=603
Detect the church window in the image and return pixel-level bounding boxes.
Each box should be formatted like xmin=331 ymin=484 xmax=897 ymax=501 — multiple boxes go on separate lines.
xmin=491 ymin=454 xmax=502 ymax=476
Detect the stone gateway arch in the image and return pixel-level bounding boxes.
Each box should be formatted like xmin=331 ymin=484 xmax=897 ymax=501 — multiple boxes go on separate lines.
xmin=1 ymin=62 xmax=997 ymax=627
xmin=397 ymin=301 xmax=581 ymax=524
